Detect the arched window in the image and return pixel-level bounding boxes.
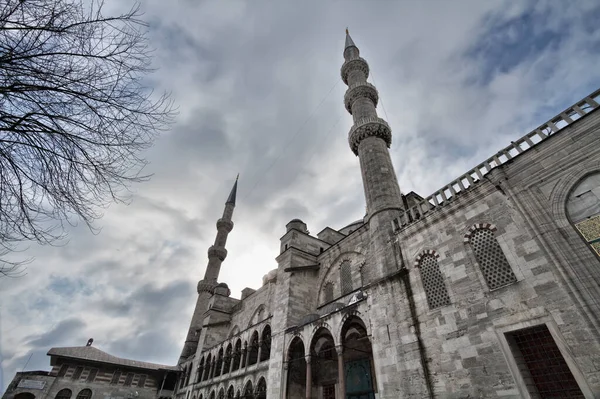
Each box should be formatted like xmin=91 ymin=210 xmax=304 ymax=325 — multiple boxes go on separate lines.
xmin=567 ymin=172 xmax=600 ymax=256
xmin=55 ymin=389 xmax=72 ymax=399
xmin=340 ymin=260 xmax=353 ymax=295
xmin=255 ymin=377 xmax=266 ymax=399
xmin=75 ymin=389 xmax=92 ymax=399
xmin=227 ymin=386 xmax=235 ymax=399
xmin=467 ymin=226 xmax=517 ymax=290
xmin=224 ymin=344 xmax=233 ymax=374
xmin=323 ymin=282 xmax=333 ymax=303
xmin=15 ymin=394 xmax=35 ymax=399
xmin=208 ymin=391 xmax=215 ymax=399
xmin=417 ymin=253 xmax=450 ymax=309
xmin=260 ymin=325 xmax=271 ymax=362
xmin=196 ymin=357 xmax=204 ymax=382
xmin=232 ymin=339 xmax=242 ymax=371
xmin=203 ymin=354 xmax=212 ymax=381
xmin=248 ymin=331 xmax=259 ymax=366
xmin=243 ymin=381 xmax=254 ymax=399
xmin=215 ymin=348 xmax=224 ymax=377
xmin=217 ymin=388 xmax=224 ymax=399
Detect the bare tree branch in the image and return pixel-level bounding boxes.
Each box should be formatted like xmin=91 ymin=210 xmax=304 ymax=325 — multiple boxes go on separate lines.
xmin=0 ymin=0 xmax=175 ymax=276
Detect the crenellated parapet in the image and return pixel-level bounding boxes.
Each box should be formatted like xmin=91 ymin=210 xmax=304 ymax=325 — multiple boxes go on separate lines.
xmin=344 ymin=82 xmax=379 ymax=114
xmin=348 ymin=117 xmax=392 ymax=155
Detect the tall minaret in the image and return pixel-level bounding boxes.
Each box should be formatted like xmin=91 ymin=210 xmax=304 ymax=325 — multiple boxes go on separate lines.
xmin=179 ymin=176 xmax=238 ymax=363
xmin=342 ymin=30 xmax=404 ymax=274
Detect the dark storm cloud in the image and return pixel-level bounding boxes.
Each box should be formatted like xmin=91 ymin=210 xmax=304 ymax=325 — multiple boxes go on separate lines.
xmin=3 ymin=0 xmax=600 ymax=394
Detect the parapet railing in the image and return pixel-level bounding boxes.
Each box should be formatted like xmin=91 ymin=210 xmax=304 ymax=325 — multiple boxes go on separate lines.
xmin=392 ymin=88 xmax=600 ymax=232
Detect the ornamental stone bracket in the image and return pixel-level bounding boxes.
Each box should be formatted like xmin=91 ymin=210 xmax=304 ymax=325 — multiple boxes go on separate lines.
xmin=348 ymin=117 xmax=392 ymax=155
xmin=341 ymin=57 xmax=369 ymax=85
xmin=344 ymin=82 xmax=379 ymax=114
xmin=197 ymin=279 xmax=218 ymax=294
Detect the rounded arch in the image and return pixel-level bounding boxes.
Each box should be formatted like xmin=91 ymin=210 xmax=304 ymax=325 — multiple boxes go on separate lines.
xmin=340 ymin=315 xmax=377 ymax=396
xmin=247 ymin=330 xmax=259 ymax=366
xmin=565 ymin=171 xmax=600 ymax=257
xmin=336 ymin=309 xmax=370 ymax=341
xmin=15 ymin=394 xmax=36 ymax=399
xmin=463 ymin=223 xmax=498 ymax=242
xmin=75 ymin=389 xmax=92 ymax=399
xmin=248 ymin=304 xmax=267 ymax=327
xmin=55 ymin=389 xmax=72 ymax=399
xmin=552 ymin=163 xmax=600 ymax=227
xmin=414 ymin=249 xmax=440 ymax=267
xmin=286 ymin=336 xmax=306 ymax=397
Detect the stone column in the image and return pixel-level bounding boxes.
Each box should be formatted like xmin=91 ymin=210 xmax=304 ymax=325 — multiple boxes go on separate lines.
xmin=220 ymin=355 xmax=226 ymax=376
xmin=281 ymin=361 xmax=289 ymax=398
xmin=228 ymin=352 xmax=235 ymax=374
xmin=305 ymin=355 xmax=312 ymax=399
xmin=337 ymin=345 xmax=345 ymax=398
xmin=257 ymin=342 xmax=262 ymax=364
xmin=245 ymin=344 xmax=252 ymax=368
xmin=209 ymin=360 xmax=215 ymax=379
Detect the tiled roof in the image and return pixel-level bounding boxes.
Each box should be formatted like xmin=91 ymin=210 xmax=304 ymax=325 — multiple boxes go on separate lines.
xmin=47 ymin=346 xmax=178 ymax=371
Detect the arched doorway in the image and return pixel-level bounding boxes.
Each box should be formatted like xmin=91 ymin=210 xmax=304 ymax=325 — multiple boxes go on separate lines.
xmin=15 ymin=393 xmax=36 ymax=399
xmin=342 ymin=316 xmax=376 ymax=398
xmin=242 ymin=381 xmax=253 ymax=399
xmin=286 ymin=336 xmax=306 ymax=399
xmin=309 ymin=327 xmax=338 ymax=398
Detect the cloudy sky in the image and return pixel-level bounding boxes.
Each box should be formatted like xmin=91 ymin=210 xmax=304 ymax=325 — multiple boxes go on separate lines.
xmin=2 ymin=0 xmax=600 ymax=392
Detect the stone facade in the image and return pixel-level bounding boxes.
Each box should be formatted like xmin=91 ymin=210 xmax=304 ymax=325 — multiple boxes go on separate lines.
xmin=5 ymin=33 xmax=600 ymax=399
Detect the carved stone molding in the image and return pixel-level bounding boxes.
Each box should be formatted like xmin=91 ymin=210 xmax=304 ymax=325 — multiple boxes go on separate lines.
xmin=341 ymin=57 xmax=369 ymax=85
xmin=348 ymin=117 xmax=392 ymax=155
xmin=197 ymin=279 xmax=218 ymax=294
xmin=216 ymin=218 xmax=234 ymax=232
xmin=344 ymin=82 xmax=379 ymax=114
xmin=208 ymin=245 xmax=228 ymax=261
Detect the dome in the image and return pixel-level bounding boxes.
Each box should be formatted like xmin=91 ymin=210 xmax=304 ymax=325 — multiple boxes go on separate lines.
xmin=216 ymin=282 xmax=229 ymax=289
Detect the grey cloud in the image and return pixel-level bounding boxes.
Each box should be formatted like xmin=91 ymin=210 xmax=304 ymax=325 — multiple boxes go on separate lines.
xmin=26 ymin=318 xmax=87 ymax=348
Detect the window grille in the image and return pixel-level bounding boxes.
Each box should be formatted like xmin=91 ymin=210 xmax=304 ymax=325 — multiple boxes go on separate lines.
xmin=110 ymin=370 xmax=121 ymax=385
xmin=124 ymin=372 xmax=134 ymax=386
xmin=323 ymin=282 xmax=333 ymax=303
xmin=86 ymin=368 xmax=98 ymax=383
xmin=419 ymin=254 xmax=450 ymax=309
xmin=57 ymin=365 xmax=69 ymax=377
xmin=508 ymin=325 xmax=584 ymax=398
xmin=76 ymin=389 xmax=92 ymax=399
xmin=55 ymin=389 xmax=72 ymax=399
xmin=470 ymin=228 xmax=517 ymax=289
xmin=340 ymin=261 xmax=353 ymax=295
xmin=72 ymin=366 xmax=83 ymax=381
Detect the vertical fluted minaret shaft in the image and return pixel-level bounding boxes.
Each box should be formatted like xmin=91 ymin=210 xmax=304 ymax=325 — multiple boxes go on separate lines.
xmin=179 ymin=176 xmax=238 ymax=363
xmin=342 ymin=31 xmax=404 ymax=218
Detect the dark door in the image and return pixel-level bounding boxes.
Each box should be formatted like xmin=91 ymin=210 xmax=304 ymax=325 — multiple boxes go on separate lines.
xmin=345 ymin=359 xmax=375 ymax=399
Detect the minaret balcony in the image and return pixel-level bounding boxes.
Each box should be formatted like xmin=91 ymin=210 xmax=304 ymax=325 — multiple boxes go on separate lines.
xmin=208 ymin=245 xmax=228 ymax=261
xmin=344 ymin=82 xmax=379 ymax=114
xmin=341 ymin=56 xmax=369 ymax=85
xmin=348 ymin=117 xmax=392 ymax=155
xmin=216 ymin=218 xmax=234 ymax=232
xmin=197 ymin=279 xmax=217 ymax=294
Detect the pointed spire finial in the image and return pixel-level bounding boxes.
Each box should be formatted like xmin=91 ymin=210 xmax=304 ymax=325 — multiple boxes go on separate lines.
xmin=226 ymin=175 xmax=238 ymax=205
xmin=346 ymin=27 xmax=349 ymax=35
xmin=344 ymin=28 xmax=356 ymax=50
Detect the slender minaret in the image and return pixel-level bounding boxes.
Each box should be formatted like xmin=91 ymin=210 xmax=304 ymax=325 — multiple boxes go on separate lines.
xmin=179 ymin=176 xmax=238 ymax=363
xmin=342 ymin=30 xmax=404 ymax=274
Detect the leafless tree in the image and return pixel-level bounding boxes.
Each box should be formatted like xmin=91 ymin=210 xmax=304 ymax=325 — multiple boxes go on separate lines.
xmin=0 ymin=0 xmax=175 ymax=276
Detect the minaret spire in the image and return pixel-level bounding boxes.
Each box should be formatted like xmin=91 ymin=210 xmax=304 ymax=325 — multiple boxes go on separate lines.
xmin=341 ymin=32 xmax=404 ymax=278
xmin=179 ymin=176 xmax=238 ymax=362
xmin=341 ymin=31 xmax=403 ymax=217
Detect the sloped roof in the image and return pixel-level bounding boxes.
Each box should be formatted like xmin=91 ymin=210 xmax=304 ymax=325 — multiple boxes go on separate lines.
xmin=47 ymin=346 xmax=178 ymax=371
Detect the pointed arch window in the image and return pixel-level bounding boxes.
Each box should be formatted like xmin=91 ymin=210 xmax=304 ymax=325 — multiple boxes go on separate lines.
xmin=567 ymin=172 xmax=600 ymax=256
xmin=466 ymin=225 xmax=517 ymax=290
xmin=417 ymin=252 xmax=450 ymax=309
xmin=340 ymin=260 xmax=353 ymax=295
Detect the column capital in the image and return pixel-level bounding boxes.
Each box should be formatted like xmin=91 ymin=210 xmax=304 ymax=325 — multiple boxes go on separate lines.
xmin=336 ymin=345 xmax=344 ymax=356
xmin=305 ymin=354 xmax=312 ymax=364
